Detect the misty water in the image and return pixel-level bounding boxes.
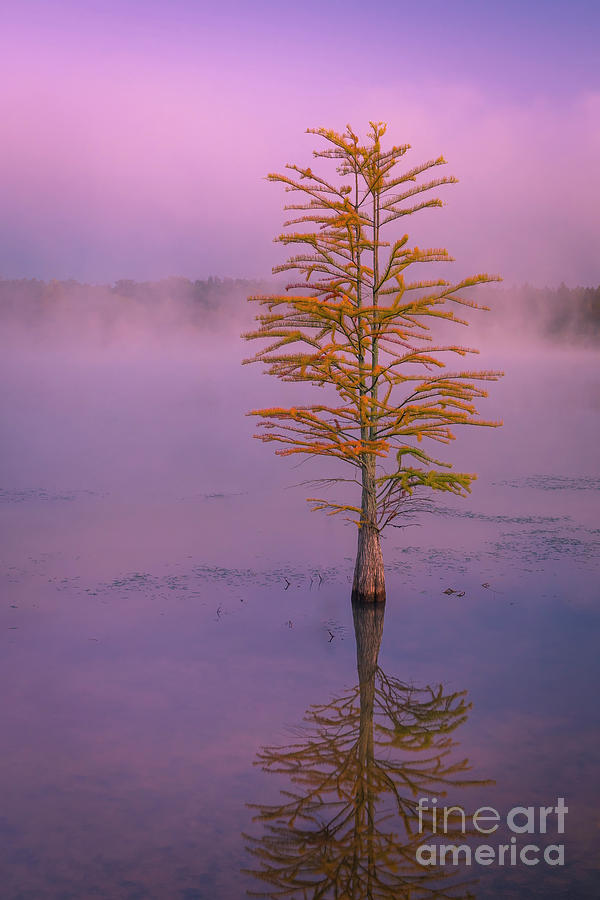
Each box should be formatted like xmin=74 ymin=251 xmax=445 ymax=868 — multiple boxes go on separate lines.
xmin=1 ymin=311 xmax=598 ymax=899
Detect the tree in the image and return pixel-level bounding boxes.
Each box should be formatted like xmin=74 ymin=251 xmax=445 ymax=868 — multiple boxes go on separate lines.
xmin=244 ymin=601 xmax=490 ymax=899
xmin=243 ymin=123 xmax=502 ymax=602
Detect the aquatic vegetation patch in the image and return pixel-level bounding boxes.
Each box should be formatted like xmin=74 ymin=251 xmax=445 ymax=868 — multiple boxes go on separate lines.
xmin=0 ymin=487 xmax=102 ymax=503
xmin=494 ymin=475 xmax=600 ymax=491
xmin=432 ymin=505 xmax=570 ymax=525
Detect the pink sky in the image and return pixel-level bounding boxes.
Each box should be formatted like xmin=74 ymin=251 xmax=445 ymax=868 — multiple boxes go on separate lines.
xmin=1 ymin=0 xmax=598 ymax=285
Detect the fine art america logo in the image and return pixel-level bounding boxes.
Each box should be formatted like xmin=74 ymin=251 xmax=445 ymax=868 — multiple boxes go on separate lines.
xmin=415 ymin=797 xmax=568 ymax=867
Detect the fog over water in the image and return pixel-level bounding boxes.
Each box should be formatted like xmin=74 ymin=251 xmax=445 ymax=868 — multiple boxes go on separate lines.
xmin=1 ymin=284 xmax=598 ymax=898
xmin=1 ymin=286 xmax=597 ymax=573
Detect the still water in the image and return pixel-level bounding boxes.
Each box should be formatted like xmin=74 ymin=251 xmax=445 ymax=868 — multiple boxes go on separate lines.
xmin=1 ymin=333 xmax=598 ymax=898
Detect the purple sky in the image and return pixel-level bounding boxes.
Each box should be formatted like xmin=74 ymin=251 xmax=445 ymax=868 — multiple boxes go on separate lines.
xmin=1 ymin=0 xmax=598 ymax=285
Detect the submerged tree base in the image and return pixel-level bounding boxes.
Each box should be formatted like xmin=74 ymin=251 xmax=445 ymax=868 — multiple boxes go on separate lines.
xmin=351 ymin=585 xmax=386 ymax=603
xmin=351 ymin=526 xmax=386 ymax=603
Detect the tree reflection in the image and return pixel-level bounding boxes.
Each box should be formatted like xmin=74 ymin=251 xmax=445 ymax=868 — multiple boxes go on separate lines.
xmin=245 ymin=601 xmax=491 ymax=899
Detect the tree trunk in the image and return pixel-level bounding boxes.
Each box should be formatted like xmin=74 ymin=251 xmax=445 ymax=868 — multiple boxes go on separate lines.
xmin=352 ymin=454 xmax=385 ymax=603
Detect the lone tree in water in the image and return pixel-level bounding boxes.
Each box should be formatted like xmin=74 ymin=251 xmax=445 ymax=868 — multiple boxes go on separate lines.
xmin=243 ymin=123 xmax=502 ymax=602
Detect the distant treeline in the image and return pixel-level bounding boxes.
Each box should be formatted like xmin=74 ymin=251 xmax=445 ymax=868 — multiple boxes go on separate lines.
xmin=0 ymin=276 xmax=273 ymax=340
xmin=0 ymin=275 xmax=266 ymax=320
xmin=0 ymin=277 xmax=598 ymax=343
xmin=478 ymin=283 xmax=600 ymax=343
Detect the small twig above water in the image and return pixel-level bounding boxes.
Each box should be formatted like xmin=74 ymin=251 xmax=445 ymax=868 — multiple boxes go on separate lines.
xmin=481 ymin=582 xmax=503 ymax=595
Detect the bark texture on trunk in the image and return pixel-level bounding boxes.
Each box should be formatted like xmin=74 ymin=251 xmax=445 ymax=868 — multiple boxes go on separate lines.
xmin=352 ymin=455 xmax=386 ymax=603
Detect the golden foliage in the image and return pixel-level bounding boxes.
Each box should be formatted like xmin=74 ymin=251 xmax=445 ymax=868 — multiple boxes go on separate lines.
xmin=244 ymin=123 xmax=503 ymax=529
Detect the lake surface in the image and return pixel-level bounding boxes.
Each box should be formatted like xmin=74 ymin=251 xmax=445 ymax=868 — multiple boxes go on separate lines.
xmin=1 ymin=332 xmax=598 ymax=898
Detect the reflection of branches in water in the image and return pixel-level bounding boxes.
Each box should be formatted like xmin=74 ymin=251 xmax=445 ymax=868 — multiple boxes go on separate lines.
xmin=244 ymin=603 xmax=490 ymax=899
xmin=255 ymin=679 xmax=474 ymax=830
